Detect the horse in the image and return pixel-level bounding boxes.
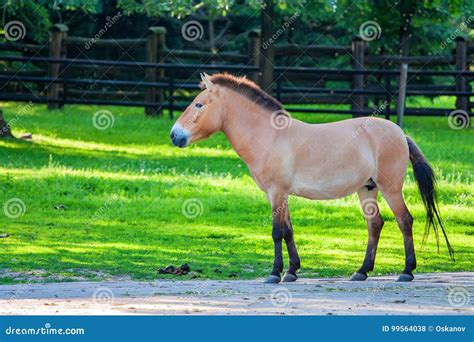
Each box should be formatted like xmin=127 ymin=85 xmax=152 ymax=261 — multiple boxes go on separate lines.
xmin=170 ymin=72 xmax=453 ymax=283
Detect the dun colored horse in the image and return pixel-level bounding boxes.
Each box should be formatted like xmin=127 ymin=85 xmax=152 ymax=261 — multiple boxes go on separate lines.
xmin=170 ymin=73 xmax=453 ymax=283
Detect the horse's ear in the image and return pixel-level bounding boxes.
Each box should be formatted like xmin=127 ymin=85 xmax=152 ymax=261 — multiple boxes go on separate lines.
xmin=200 ymin=72 xmax=217 ymax=93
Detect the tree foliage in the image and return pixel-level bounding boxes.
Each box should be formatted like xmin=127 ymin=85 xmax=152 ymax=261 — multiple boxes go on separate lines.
xmin=1 ymin=0 xmax=472 ymax=58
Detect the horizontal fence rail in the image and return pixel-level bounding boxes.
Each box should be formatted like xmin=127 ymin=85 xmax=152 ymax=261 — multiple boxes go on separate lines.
xmin=0 ymin=53 xmax=473 ymax=119
xmin=2 ymin=55 xmax=474 ymax=77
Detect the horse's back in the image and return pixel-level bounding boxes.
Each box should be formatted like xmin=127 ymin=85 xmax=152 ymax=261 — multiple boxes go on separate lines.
xmin=308 ymin=116 xmax=407 ymax=153
xmin=293 ymin=116 xmax=407 ymax=154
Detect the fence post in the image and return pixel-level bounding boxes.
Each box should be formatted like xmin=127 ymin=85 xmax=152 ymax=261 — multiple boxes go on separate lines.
xmin=384 ymin=75 xmax=391 ymax=120
xmin=455 ymin=37 xmax=468 ymax=114
xmin=396 ymin=63 xmax=408 ymax=127
xmin=248 ymin=29 xmax=261 ymax=83
xmin=351 ymin=36 xmax=366 ymax=117
xmin=168 ymin=77 xmax=174 ymax=119
xmin=259 ymin=0 xmax=275 ymax=94
xmin=47 ymin=24 xmax=68 ymax=110
xmin=145 ymin=27 xmax=166 ymax=116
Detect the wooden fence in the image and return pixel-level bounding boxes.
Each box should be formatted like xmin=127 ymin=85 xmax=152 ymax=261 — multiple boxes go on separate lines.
xmin=0 ymin=24 xmax=473 ymax=119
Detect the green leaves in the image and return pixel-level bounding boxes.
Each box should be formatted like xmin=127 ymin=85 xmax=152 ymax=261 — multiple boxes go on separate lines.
xmin=117 ymin=0 xmax=238 ymax=18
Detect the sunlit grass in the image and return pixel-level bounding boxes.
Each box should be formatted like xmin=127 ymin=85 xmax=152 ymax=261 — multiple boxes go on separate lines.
xmin=0 ymin=101 xmax=472 ymax=284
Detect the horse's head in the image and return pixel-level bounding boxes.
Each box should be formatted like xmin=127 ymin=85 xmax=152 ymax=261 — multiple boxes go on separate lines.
xmin=170 ymin=73 xmax=223 ymax=148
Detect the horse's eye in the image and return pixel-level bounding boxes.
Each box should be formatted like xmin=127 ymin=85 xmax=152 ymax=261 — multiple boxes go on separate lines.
xmin=194 ymin=103 xmax=203 ymax=109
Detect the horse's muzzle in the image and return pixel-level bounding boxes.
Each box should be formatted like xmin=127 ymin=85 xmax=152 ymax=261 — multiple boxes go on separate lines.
xmin=170 ymin=124 xmax=189 ymax=148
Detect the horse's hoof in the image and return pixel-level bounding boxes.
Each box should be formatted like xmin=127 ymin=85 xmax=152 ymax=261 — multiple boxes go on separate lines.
xmin=350 ymin=272 xmax=367 ymax=281
xmin=264 ymin=275 xmax=281 ymax=284
xmin=282 ymin=272 xmax=297 ymax=282
xmin=396 ymin=273 xmax=414 ymax=282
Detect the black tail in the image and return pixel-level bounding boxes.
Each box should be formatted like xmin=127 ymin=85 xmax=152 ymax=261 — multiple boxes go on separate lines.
xmin=406 ymin=136 xmax=454 ymax=260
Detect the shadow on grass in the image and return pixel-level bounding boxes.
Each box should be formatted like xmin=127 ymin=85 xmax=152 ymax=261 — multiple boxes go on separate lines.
xmin=1 ymin=212 xmax=470 ymax=284
xmin=0 ymin=138 xmax=247 ymax=177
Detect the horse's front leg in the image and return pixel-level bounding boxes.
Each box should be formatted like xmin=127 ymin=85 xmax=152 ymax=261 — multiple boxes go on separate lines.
xmin=265 ymin=192 xmax=300 ymax=283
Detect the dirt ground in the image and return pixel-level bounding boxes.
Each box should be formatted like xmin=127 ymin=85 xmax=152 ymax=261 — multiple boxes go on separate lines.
xmin=0 ymin=272 xmax=472 ymax=315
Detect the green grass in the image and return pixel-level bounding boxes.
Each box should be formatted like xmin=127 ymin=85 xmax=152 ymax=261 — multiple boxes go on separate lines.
xmin=0 ymin=100 xmax=472 ymax=284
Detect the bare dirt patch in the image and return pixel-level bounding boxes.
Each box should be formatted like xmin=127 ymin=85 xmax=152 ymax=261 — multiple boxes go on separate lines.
xmin=0 ymin=269 xmax=131 ymax=283
xmin=0 ymin=272 xmax=472 ymax=315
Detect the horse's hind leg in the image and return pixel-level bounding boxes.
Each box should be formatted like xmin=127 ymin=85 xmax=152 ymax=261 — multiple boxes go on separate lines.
xmin=282 ymin=210 xmax=300 ymax=282
xmin=380 ymin=189 xmax=416 ymax=282
xmin=351 ymin=187 xmax=384 ymax=281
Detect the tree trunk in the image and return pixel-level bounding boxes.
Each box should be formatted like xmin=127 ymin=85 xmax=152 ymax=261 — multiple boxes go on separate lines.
xmin=0 ymin=110 xmax=14 ymax=138
xmin=398 ymin=1 xmax=415 ymax=56
xmin=259 ymin=0 xmax=275 ymax=95
xmin=398 ymin=18 xmax=412 ymax=56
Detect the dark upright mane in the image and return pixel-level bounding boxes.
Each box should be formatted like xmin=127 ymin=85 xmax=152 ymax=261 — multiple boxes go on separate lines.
xmin=199 ymin=73 xmax=283 ymax=113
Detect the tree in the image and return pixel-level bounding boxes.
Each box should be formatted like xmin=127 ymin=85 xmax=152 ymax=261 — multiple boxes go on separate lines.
xmin=0 ymin=110 xmax=14 ymax=138
xmin=1 ymin=0 xmax=104 ymax=43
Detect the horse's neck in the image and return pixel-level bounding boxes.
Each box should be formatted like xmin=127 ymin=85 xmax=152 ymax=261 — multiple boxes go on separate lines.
xmin=221 ymin=96 xmax=270 ymax=166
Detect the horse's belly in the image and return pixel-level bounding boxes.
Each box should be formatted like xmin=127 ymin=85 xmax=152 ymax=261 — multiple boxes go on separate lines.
xmin=290 ymin=167 xmax=372 ymax=200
